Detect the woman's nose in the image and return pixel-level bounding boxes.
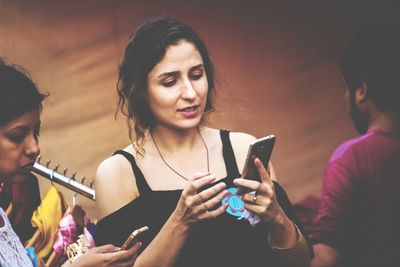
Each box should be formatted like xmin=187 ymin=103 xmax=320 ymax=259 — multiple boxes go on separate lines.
xmin=25 ymin=135 xmax=40 ymax=159
xmin=181 ymin=79 xmax=196 ymax=100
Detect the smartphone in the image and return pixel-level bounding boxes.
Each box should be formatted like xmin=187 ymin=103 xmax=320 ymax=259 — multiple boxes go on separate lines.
xmin=241 ymin=135 xmax=276 ymax=181
xmin=121 ymin=226 xmax=149 ymax=250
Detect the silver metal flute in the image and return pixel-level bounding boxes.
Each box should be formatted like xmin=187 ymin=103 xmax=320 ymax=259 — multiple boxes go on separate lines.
xmin=32 ymin=162 xmax=95 ymax=200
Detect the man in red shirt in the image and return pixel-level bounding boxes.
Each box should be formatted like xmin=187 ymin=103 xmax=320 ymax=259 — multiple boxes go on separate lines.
xmin=312 ymin=27 xmax=400 ymax=267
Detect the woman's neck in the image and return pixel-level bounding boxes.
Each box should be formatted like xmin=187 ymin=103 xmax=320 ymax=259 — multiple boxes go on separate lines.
xmin=149 ymin=126 xmax=204 ymax=153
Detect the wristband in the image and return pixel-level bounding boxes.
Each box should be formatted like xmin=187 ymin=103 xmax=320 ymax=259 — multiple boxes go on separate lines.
xmin=268 ymin=220 xmax=302 ymax=251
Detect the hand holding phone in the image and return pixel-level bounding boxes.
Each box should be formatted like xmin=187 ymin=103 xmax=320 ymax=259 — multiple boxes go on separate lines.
xmin=121 ymin=226 xmax=149 ymax=250
xmin=241 ymin=135 xmax=276 ymax=181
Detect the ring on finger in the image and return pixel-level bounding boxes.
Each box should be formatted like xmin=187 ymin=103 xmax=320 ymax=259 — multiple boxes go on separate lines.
xmin=249 ymin=191 xmax=258 ymax=203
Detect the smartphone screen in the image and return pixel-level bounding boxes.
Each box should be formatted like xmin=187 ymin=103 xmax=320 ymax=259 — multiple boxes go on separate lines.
xmin=241 ymin=135 xmax=275 ymax=181
xmin=121 ymin=226 xmax=149 ymax=250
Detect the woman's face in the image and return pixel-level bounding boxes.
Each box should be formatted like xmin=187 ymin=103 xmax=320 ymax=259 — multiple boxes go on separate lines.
xmin=0 ymin=109 xmax=41 ymax=181
xmin=147 ymin=40 xmax=208 ymax=131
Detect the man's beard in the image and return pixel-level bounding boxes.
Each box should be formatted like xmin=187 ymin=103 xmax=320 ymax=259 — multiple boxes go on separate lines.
xmin=349 ymin=94 xmax=369 ymax=134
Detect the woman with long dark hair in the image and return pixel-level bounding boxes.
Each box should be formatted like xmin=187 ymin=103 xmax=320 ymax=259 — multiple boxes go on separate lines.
xmin=95 ymin=17 xmax=311 ymax=267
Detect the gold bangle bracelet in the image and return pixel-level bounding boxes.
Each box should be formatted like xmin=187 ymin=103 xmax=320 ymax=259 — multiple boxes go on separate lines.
xmin=268 ymin=220 xmax=302 ymax=251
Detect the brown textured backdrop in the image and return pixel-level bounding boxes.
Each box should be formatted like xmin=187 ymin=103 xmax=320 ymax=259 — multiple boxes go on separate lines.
xmin=0 ymin=0 xmax=396 ymax=219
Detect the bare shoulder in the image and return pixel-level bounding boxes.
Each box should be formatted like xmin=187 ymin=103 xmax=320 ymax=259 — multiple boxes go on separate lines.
xmin=96 ymin=152 xmax=133 ymax=180
xmin=95 ymin=150 xmax=139 ymax=220
xmin=229 ymin=131 xmax=257 ymax=152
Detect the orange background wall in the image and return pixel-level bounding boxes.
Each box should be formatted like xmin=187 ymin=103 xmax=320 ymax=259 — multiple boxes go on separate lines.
xmin=0 ymin=0 xmax=396 ymax=219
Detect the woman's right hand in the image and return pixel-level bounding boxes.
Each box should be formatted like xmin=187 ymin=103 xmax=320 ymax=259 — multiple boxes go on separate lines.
xmin=173 ymin=172 xmax=228 ymax=226
xmin=68 ymin=243 xmax=141 ymax=267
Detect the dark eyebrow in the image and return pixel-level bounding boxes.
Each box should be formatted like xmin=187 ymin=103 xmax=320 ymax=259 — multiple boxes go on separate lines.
xmin=8 ymin=125 xmax=30 ymax=132
xmin=190 ymin=64 xmax=204 ymax=71
xmin=157 ymin=71 xmax=179 ymax=79
xmin=156 ymin=63 xmax=204 ymax=79
xmin=9 ymin=120 xmax=41 ymax=132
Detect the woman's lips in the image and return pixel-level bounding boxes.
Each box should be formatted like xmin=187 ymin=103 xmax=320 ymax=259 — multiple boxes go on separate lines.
xmin=20 ymin=162 xmax=34 ymax=172
xmin=178 ymin=105 xmax=199 ymax=117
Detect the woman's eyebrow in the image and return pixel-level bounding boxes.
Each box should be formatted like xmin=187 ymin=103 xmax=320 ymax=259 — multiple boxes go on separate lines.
xmin=190 ymin=63 xmax=204 ymax=71
xmin=8 ymin=125 xmax=29 ymax=133
xmin=157 ymin=70 xmax=179 ymax=79
xmin=156 ymin=63 xmax=204 ymax=79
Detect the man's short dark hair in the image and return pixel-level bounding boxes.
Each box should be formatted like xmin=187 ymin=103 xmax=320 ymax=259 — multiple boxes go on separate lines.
xmin=340 ymin=27 xmax=400 ymax=112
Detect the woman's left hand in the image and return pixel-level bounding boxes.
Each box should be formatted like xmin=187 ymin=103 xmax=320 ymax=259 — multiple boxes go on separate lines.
xmin=234 ymin=158 xmax=310 ymax=266
xmin=233 ymin=158 xmax=286 ymax=225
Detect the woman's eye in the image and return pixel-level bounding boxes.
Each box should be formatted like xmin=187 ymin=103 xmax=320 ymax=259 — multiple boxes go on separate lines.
xmin=190 ymin=71 xmax=203 ymax=80
xmin=162 ymin=79 xmax=177 ymax=87
xmin=8 ymin=133 xmax=25 ymax=144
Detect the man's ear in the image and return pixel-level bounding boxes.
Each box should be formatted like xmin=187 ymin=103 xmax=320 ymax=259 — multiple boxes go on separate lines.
xmin=355 ymin=82 xmax=368 ymax=105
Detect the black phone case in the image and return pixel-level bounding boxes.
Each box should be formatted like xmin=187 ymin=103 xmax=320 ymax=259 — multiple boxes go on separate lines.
xmin=241 ymin=135 xmax=275 ymax=181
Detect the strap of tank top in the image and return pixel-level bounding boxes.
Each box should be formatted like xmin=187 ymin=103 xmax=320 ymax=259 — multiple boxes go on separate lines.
xmin=220 ymin=130 xmax=241 ymax=178
xmin=113 ymin=150 xmax=152 ymax=194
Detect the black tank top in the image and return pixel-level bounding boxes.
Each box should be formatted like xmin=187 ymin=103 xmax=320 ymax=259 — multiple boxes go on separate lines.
xmin=95 ymin=130 xmax=300 ymax=267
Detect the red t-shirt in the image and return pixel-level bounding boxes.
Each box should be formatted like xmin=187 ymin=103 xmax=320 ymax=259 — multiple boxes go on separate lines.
xmin=313 ymin=130 xmax=400 ymax=267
